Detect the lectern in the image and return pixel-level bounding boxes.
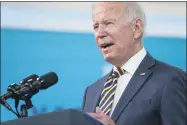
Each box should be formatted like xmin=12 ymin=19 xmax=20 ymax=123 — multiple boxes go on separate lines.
xmin=1 ymin=109 xmax=104 ymax=125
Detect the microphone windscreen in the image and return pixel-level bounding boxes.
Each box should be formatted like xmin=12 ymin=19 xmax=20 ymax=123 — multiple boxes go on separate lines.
xmin=40 ymin=72 xmax=58 ymax=89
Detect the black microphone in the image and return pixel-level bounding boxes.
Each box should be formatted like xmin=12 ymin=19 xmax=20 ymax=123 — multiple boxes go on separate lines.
xmin=15 ymin=72 xmax=58 ymax=97
xmin=0 ymin=74 xmax=38 ymax=110
xmin=0 ymin=74 xmax=39 ymax=100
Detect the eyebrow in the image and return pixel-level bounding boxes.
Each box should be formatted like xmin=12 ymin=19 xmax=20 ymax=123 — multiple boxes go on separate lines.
xmin=104 ymin=19 xmax=116 ymax=22
xmin=93 ymin=19 xmax=116 ymax=26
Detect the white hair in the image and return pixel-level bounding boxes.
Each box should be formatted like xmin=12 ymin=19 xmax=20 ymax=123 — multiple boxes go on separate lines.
xmin=92 ymin=2 xmax=146 ymax=38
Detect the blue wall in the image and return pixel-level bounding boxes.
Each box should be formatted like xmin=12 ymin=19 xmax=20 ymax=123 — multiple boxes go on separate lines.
xmin=1 ymin=28 xmax=186 ymax=121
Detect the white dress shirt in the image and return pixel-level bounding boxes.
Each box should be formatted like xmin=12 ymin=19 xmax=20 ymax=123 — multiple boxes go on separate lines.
xmin=109 ymin=47 xmax=147 ymax=116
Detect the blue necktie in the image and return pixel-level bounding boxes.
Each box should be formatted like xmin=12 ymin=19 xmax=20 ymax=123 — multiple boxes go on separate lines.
xmin=99 ymin=67 xmax=125 ymax=115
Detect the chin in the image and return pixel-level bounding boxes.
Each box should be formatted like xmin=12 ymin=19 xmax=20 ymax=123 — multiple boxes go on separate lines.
xmin=103 ymin=52 xmax=122 ymax=66
xmin=103 ymin=54 xmax=115 ymax=63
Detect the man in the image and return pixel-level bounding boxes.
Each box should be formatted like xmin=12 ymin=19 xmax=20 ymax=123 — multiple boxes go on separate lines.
xmin=82 ymin=2 xmax=186 ymax=125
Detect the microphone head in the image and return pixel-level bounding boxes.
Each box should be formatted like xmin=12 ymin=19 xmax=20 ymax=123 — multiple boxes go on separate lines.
xmin=39 ymin=72 xmax=58 ymax=89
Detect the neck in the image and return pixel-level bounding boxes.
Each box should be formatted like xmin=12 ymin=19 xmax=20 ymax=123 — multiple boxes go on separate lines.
xmin=113 ymin=42 xmax=143 ymax=67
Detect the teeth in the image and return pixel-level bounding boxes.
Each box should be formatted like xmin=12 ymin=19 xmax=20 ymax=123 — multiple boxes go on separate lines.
xmin=102 ymin=43 xmax=108 ymax=48
xmin=102 ymin=43 xmax=113 ymax=48
xmin=103 ymin=44 xmax=108 ymax=48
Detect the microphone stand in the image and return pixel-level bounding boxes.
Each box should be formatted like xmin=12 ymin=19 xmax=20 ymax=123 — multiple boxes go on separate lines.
xmin=19 ymin=94 xmax=33 ymax=117
xmin=0 ymin=97 xmax=21 ymax=118
xmin=1 ymin=89 xmax=34 ymax=118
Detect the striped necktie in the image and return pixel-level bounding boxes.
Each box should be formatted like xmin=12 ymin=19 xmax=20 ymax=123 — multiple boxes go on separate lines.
xmin=99 ymin=67 xmax=125 ymax=115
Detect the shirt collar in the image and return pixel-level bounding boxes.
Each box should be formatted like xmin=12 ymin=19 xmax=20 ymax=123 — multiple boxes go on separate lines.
xmin=114 ymin=47 xmax=147 ymax=75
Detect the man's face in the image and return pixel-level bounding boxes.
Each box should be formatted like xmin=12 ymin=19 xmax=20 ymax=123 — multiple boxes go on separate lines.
xmin=92 ymin=2 xmax=135 ymax=66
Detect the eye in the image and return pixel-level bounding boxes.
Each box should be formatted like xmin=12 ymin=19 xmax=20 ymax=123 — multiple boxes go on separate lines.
xmin=93 ymin=25 xmax=99 ymax=30
xmin=106 ymin=22 xmax=113 ymax=25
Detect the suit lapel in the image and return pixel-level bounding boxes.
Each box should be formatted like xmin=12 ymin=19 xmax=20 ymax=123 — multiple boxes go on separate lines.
xmin=91 ymin=71 xmax=112 ymax=112
xmin=111 ymin=53 xmax=155 ymax=121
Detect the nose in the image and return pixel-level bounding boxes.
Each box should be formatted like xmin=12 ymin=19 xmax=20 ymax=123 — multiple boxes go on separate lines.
xmin=95 ymin=26 xmax=107 ymax=41
xmin=97 ymin=32 xmax=106 ymax=40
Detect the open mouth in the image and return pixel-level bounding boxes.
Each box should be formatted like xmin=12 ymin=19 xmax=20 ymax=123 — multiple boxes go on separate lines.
xmin=101 ymin=43 xmax=114 ymax=49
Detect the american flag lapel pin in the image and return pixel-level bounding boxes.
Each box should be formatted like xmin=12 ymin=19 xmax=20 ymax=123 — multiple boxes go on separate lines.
xmin=140 ymin=72 xmax=146 ymax=76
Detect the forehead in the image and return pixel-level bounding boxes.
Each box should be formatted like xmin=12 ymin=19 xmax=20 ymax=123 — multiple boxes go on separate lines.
xmin=92 ymin=2 xmax=125 ymax=21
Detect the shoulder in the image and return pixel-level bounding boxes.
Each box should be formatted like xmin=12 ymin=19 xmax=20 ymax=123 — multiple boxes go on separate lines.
xmin=153 ymin=59 xmax=186 ymax=78
xmin=145 ymin=53 xmax=186 ymax=91
xmin=151 ymin=58 xmax=186 ymax=91
xmin=86 ymin=72 xmax=111 ymax=90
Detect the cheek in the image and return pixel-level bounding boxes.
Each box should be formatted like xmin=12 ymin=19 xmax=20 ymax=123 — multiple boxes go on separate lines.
xmin=94 ymin=35 xmax=99 ymax=46
xmin=107 ymin=26 xmax=119 ymax=35
xmin=117 ymin=29 xmax=133 ymax=44
xmin=113 ymin=33 xmax=133 ymax=52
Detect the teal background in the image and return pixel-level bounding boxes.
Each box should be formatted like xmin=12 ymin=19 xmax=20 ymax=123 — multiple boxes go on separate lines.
xmin=1 ymin=28 xmax=186 ymax=121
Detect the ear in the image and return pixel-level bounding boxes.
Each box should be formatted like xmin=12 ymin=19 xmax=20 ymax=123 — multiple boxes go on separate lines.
xmin=133 ymin=19 xmax=144 ymax=40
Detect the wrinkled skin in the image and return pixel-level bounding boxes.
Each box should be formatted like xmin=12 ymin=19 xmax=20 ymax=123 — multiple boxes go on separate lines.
xmin=93 ymin=2 xmax=143 ymax=67
xmin=89 ymin=2 xmax=144 ymax=125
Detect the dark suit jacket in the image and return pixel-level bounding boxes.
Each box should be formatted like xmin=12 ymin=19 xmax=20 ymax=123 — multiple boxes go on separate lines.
xmin=82 ymin=53 xmax=186 ymax=125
